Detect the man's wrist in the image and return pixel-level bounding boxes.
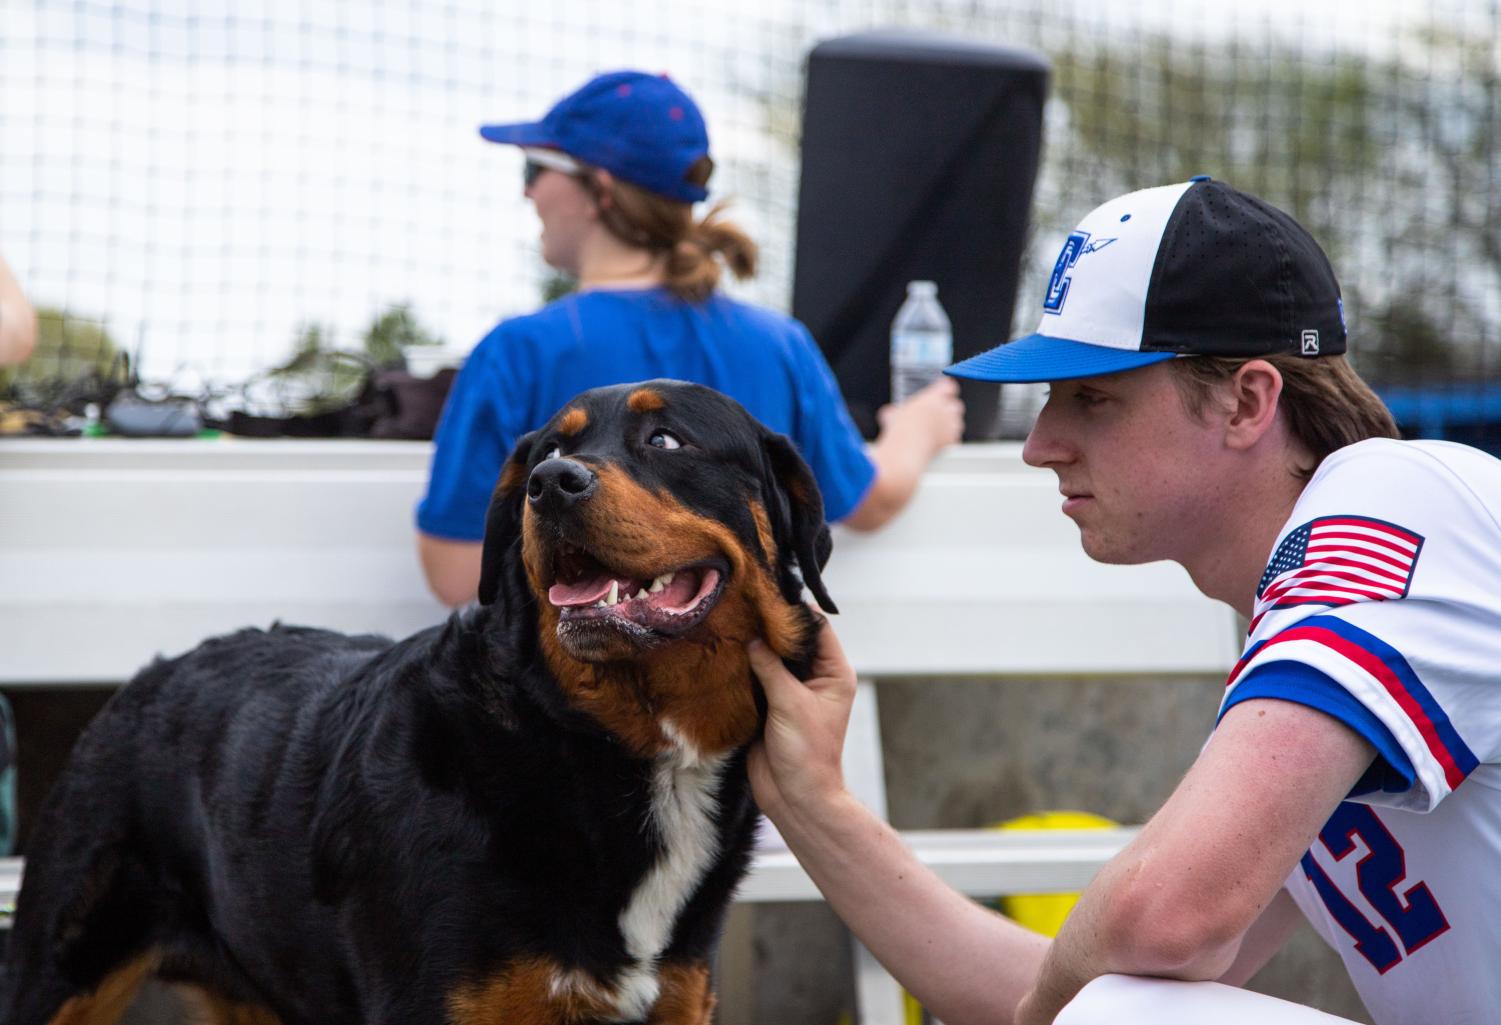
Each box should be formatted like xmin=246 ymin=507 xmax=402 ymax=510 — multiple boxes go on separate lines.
xmin=762 ymin=781 xmax=861 ymax=839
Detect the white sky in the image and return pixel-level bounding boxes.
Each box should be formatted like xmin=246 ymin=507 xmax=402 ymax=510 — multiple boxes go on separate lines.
xmin=0 ymin=0 xmax=1446 ymax=383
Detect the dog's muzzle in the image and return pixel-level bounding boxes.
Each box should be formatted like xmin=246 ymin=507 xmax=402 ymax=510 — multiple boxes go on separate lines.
xmin=527 ymin=458 xmax=597 ymax=516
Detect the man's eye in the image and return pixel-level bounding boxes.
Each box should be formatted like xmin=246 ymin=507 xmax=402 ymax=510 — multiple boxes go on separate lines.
xmin=648 ymin=430 xmax=683 ymax=450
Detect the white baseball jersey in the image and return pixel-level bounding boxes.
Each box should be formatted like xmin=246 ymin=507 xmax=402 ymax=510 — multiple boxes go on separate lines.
xmin=1220 ymin=438 xmax=1501 ymax=1025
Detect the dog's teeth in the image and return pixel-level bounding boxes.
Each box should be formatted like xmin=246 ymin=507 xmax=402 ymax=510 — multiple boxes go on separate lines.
xmin=606 ymin=580 xmax=620 ymax=606
xmin=594 ymin=599 xmax=608 ymax=608
xmin=633 ymin=588 xmax=649 ymax=600
xmin=650 ymin=572 xmax=673 ymax=593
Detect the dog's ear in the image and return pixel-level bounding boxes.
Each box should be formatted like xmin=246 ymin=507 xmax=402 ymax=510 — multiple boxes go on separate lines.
xmin=761 ymin=431 xmax=838 ymax=614
xmin=478 ymin=430 xmax=539 ymax=607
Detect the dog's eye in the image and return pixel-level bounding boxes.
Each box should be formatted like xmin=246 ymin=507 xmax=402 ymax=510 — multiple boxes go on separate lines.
xmin=648 ymin=430 xmax=683 ymax=451
xmin=541 ymin=444 xmax=561 ymax=461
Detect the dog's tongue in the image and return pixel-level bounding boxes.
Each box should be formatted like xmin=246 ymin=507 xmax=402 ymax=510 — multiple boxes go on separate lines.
xmin=548 ymin=569 xmax=707 ymax=612
xmin=549 ymin=574 xmax=617 ymax=608
xmin=653 ymin=571 xmax=700 ymax=610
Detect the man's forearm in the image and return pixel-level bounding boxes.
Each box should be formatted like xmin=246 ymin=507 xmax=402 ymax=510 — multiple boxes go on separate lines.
xmin=1017 ymin=865 xmax=1247 ymax=1025
xmin=767 ymin=790 xmax=1048 ymax=1025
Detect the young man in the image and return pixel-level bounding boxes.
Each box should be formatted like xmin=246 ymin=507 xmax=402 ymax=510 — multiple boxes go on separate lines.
xmin=746 ymin=178 xmax=1501 ymax=1025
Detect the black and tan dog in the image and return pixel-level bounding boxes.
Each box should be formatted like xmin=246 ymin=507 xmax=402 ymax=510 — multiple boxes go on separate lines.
xmin=3 ymin=380 xmax=837 ymax=1025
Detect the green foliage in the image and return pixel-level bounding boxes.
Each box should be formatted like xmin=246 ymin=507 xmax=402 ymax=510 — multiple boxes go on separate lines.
xmin=262 ymin=321 xmax=366 ymax=415
xmin=260 ymin=304 xmax=447 ymax=415
xmin=1038 ymin=28 xmax=1499 ymax=385
xmin=0 ymin=306 xmax=128 ymax=407
xmin=541 ymin=272 xmax=578 ymax=304
xmin=363 ymin=303 xmax=442 ymax=369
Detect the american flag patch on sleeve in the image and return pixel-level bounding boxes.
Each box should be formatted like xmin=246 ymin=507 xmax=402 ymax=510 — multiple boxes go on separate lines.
xmin=1253 ymin=516 xmax=1424 ymax=629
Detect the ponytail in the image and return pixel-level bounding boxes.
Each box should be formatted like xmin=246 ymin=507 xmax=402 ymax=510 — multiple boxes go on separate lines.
xmin=590 ymin=158 xmax=758 ymax=302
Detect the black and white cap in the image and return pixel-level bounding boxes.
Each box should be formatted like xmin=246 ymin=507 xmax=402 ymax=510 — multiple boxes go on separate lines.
xmin=948 ymin=177 xmax=1347 ymax=383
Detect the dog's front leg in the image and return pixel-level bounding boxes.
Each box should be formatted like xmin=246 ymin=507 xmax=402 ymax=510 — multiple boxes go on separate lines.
xmin=645 ymin=962 xmax=716 ymax=1025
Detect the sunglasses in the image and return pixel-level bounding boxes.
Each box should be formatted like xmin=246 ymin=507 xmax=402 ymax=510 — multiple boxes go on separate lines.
xmin=522 ymin=147 xmax=586 ymax=187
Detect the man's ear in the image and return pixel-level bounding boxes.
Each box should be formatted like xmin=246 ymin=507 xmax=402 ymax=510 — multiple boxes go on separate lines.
xmin=1226 ymin=360 xmax=1285 ymax=451
xmin=761 ymin=432 xmax=838 ymax=614
xmin=477 ymin=430 xmax=539 ymax=607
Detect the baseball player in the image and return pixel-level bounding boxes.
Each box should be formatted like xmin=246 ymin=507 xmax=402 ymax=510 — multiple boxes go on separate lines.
xmin=746 ymin=177 xmax=1501 ymax=1024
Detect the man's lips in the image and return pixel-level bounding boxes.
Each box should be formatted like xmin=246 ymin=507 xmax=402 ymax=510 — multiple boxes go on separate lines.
xmin=1060 ymin=492 xmax=1092 ymax=515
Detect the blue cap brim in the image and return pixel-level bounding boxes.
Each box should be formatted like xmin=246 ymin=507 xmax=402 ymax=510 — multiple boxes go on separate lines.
xmin=945 ymin=333 xmax=1177 ymax=383
xmin=478 ymin=121 xmax=557 ymax=147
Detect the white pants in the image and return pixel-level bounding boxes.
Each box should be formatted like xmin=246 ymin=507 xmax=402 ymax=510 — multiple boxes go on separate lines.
xmin=1056 ymin=975 xmax=1363 ymax=1025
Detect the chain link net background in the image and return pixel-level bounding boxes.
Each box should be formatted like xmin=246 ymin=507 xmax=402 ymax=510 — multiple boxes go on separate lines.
xmin=2 ymin=0 xmax=1498 ymax=439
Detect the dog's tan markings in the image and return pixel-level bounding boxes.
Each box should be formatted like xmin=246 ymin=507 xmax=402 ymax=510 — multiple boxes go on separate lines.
xmin=646 ymin=962 xmax=715 ymax=1025
xmin=448 ymin=957 xmax=615 ymax=1025
xmin=627 ymin=387 xmax=666 ymax=414
xmin=748 ymin=498 xmax=777 ymax=566
xmin=557 ymin=406 xmax=589 ymax=436
xmin=499 ymin=456 xmax=529 ymax=496
xmin=178 ymin=987 xmax=284 ymax=1025
xmin=44 ymin=950 xmax=159 ymax=1025
xmin=524 ymin=466 xmax=812 ymax=758
xmin=783 ymin=471 xmax=811 ymax=507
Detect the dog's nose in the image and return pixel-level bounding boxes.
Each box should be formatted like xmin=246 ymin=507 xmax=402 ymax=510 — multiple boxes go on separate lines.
xmin=527 ymin=458 xmax=598 ymax=513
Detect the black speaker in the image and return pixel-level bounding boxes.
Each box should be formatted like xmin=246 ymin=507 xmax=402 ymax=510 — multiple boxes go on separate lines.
xmin=792 ymin=29 xmax=1049 ymax=439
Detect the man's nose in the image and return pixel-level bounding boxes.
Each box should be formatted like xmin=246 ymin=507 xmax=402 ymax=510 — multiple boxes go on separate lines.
xmin=527 ymin=458 xmax=598 ymax=514
xmin=1021 ymin=395 xmax=1069 ymax=468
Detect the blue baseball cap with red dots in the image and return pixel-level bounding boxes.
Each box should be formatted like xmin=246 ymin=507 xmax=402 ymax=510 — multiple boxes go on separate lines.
xmin=480 ymin=70 xmax=711 ymax=203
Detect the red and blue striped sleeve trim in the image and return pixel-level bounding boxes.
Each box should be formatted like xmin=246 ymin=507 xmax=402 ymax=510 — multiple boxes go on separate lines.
xmin=1226 ymin=615 xmax=1477 ymax=791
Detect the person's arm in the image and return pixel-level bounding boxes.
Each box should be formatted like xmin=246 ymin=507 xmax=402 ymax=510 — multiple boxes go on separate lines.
xmin=416 ymin=533 xmax=482 ymax=608
xmin=1215 ymin=888 xmax=1304 ymax=988
xmin=0 ymin=254 xmax=38 ymax=367
xmin=747 ymin=626 xmax=1047 ymax=1025
xmin=842 ymin=377 xmax=965 ymax=531
xmin=414 ymin=330 xmax=520 ymax=605
xmin=749 ymin=622 xmax=1365 ymax=1025
xmin=1014 ymin=699 xmax=1375 ymax=1025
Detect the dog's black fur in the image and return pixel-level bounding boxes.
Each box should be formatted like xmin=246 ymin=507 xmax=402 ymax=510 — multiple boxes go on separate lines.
xmin=3 ymin=380 xmax=836 ymax=1025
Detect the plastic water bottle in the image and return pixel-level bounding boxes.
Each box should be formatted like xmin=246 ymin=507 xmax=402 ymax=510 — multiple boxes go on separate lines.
xmin=889 ymin=280 xmax=952 ymax=404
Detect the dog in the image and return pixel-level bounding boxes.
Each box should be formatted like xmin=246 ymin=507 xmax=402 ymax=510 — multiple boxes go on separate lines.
xmin=3 ymin=380 xmax=838 ymax=1025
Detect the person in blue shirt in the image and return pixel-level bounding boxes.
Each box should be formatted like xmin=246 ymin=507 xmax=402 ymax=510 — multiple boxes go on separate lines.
xmin=417 ymin=70 xmax=964 ymax=606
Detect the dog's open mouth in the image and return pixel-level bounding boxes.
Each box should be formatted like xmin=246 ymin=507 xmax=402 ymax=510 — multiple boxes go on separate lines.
xmin=546 ymin=544 xmax=727 ymax=637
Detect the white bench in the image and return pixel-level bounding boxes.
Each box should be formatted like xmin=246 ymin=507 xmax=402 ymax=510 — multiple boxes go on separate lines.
xmin=0 ymin=437 xmax=1239 ymax=1023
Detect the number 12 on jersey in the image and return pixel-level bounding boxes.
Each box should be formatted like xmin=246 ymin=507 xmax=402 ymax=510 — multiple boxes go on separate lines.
xmin=1300 ymin=803 xmax=1449 ymax=973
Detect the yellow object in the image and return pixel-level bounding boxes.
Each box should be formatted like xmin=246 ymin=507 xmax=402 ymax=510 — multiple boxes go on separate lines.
xmin=902 ymin=989 xmax=924 ymax=1025
xmin=991 ymin=810 xmax=1119 ymax=937
xmin=895 ymin=809 xmax=1122 ymax=1024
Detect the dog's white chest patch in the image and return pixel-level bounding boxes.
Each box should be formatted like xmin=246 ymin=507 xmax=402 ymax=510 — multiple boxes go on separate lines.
xmin=600 ymin=719 xmax=726 ymax=1020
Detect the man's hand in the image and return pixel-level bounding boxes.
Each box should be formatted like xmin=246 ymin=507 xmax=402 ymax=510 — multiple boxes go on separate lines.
xmin=746 ymin=615 xmax=858 ymax=819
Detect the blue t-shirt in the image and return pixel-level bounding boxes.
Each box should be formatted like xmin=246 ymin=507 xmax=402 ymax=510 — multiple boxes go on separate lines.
xmin=417 ymin=288 xmax=876 ymax=541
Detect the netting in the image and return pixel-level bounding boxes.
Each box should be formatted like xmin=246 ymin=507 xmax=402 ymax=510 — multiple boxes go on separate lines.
xmin=3 ymin=0 xmax=1498 ymax=440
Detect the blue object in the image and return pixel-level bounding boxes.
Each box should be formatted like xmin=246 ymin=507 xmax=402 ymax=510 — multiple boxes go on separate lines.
xmin=1379 ymin=384 xmax=1501 ymax=445
xmin=480 ymin=70 xmax=711 ymax=203
xmin=1222 ymin=660 xmax=1416 ymax=797
xmin=947 ymin=333 xmax=1177 ymax=383
xmin=947 ymin=178 xmax=1346 ymax=383
xmin=418 ymin=288 xmax=877 ymax=539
